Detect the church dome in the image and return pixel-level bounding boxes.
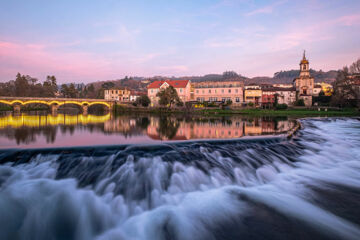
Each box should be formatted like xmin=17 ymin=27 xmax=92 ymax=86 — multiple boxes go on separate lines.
xmin=300 ymin=59 xmax=309 ymax=64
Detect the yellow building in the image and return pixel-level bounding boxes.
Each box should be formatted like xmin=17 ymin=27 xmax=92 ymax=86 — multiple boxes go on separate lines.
xmin=104 ymin=88 xmax=131 ymax=102
xmin=244 ymin=86 xmax=262 ymax=106
xmin=320 ymin=82 xmax=333 ymax=96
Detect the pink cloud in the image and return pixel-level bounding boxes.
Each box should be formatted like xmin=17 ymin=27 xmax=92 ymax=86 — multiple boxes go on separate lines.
xmin=0 ymin=40 xmax=118 ymax=82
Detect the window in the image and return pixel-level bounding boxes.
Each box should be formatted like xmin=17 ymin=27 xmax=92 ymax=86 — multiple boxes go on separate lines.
xmin=236 ymin=97 xmax=240 ymax=102
xmin=196 ymin=90 xmax=199 ymax=93
xmin=221 ymin=89 xmax=224 ymax=93
xmin=151 ymin=89 xmax=153 ymax=93
xmin=215 ymin=90 xmax=217 ymax=93
xmin=209 ymin=89 xmax=211 ymax=93
xmin=222 ymin=98 xmax=226 ymax=102
xmin=180 ymin=89 xmax=183 ymax=93
xmin=235 ymin=89 xmax=238 ymax=93
xmin=228 ymin=89 xmax=231 ymax=93
xmin=202 ymin=90 xmax=205 ymax=94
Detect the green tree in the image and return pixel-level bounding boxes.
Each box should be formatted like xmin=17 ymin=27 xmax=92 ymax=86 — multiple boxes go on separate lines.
xmin=156 ymin=86 xmax=181 ymax=108
xmin=331 ymin=65 xmax=359 ymax=108
xmin=136 ymin=95 xmax=151 ymax=107
xmin=101 ymin=82 xmax=115 ymax=89
xmin=15 ymin=73 xmax=29 ymax=96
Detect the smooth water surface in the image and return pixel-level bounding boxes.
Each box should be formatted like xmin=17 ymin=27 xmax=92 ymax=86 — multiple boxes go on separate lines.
xmin=0 ymin=112 xmax=295 ymax=148
xmin=0 ymin=118 xmax=359 ymax=240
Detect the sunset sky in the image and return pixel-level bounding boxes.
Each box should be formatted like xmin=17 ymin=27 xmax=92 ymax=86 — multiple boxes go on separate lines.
xmin=1 ymin=0 xmax=360 ymax=83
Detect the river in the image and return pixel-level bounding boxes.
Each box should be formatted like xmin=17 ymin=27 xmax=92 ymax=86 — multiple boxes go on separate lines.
xmin=0 ymin=114 xmax=359 ymax=240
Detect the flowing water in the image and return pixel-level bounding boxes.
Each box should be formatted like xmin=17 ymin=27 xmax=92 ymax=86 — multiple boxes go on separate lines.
xmin=0 ymin=117 xmax=360 ymax=240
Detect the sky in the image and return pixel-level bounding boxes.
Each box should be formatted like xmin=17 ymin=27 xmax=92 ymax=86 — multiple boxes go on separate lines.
xmin=0 ymin=0 xmax=360 ymax=83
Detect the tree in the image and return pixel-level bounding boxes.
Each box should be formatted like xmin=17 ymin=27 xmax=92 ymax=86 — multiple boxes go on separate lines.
xmin=331 ymin=64 xmax=359 ymax=108
xmin=136 ymin=95 xmax=151 ymax=107
xmin=222 ymin=71 xmax=239 ymax=79
xmin=156 ymin=86 xmax=181 ymax=108
xmin=349 ymin=58 xmax=360 ymax=74
xmin=15 ymin=73 xmax=29 ymax=96
xmin=294 ymin=99 xmax=305 ymax=106
xmin=101 ymin=82 xmax=115 ymax=89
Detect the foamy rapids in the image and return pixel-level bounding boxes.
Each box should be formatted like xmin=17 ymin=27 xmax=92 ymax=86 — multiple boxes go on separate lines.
xmin=0 ymin=118 xmax=360 ymax=240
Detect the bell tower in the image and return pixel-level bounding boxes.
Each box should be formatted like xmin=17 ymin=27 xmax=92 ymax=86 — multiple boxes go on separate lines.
xmin=293 ymin=50 xmax=315 ymax=107
xmin=299 ymin=50 xmax=310 ymax=77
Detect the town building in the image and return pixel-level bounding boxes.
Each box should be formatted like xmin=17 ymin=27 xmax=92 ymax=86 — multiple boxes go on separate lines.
xmin=147 ymin=80 xmax=191 ymax=105
xmin=274 ymin=87 xmax=297 ymax=105
xmin=262 ymin=87 xmax=296 ymax=106
xmin=104 ymin=88 xmax=131 ymax=102
xmin=319 ymin=82 xmax=334 ymax=96
xmin=244 ymin=85 xmax=262 ymax=106
xmin=129 ymin=91 xmax=145 ymax=102
xmin=313 ymin=84 xmax=322 ymax=96
xmin=273 ymin=84 xmax=293 ymax=88
xmin=192 ymin=81 xmax=244 ymax=104
xmin=262 ymin=89 xmax=276 ymax=108
xmin=293 ymin=51 xmax=314 ymax=106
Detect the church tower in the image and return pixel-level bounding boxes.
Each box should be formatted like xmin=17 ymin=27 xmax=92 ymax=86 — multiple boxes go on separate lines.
xmin=293 ymin=51 xmax=314 ymax=106
xmin=300 ymin=51 xmax=310 ymax=77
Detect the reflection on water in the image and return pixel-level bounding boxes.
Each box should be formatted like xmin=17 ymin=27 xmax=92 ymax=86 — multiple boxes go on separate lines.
xmin=0 ymin=112 xmax=296 ymax=148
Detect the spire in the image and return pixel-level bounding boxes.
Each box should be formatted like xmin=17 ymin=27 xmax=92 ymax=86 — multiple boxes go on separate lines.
xmin=303 ymin=50 xmax=306 ymax=60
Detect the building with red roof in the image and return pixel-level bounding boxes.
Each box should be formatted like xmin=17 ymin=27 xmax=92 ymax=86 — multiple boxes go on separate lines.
xmin=147 ymin=80 xmax=191 ymax=105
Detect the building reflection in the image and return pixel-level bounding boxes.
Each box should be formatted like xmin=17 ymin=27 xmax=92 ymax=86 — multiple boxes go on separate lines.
xmin=147 ymin=116 xmax=295 ymax=140
xmin=0 ymin=113 xmax=296 ymax=145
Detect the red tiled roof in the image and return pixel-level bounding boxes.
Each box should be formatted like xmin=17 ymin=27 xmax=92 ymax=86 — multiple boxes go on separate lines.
xmin=147 ymin=80 xmax=189 ymax=89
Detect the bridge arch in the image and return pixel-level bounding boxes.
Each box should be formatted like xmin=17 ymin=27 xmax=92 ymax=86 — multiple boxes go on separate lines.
xmin=0 ymin=100 xmax=24 ymax=106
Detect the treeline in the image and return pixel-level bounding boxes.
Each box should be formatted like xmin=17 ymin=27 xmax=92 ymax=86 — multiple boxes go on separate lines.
xmin=0 ymin=73 xmax=103 ymax=99
xmin=0 ymin=73 xmax=58 ymax=97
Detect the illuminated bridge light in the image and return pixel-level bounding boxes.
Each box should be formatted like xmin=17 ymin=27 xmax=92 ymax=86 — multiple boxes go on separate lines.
xmin=0 ymin=113 xmax=111 ymax=129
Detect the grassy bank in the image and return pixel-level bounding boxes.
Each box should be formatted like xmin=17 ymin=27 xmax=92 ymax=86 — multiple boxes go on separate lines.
xmin=114 ymin=105 xmax=360 ymax=117
xmin=197 ymin=108 xmax=360 ymax=117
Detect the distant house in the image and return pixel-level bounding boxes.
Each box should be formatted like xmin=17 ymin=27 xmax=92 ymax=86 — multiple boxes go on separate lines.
xmin=147 ymin=80 xmax=191 ymax=105
xmin=104 ymin=88 xmax=131 ymax=102
xmin=129 ymin=91 xmax=146 ymax=102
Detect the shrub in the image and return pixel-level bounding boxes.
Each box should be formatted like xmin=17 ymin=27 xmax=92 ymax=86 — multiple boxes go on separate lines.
xmin=248 ymin=102 xmax=254 ymax=107
xmin=176 ymin=101 xmax=184 ymax=107
xmin=136 ymin=95 xmax=151 ymax=107
xmin=294 ymin=99 xmax=305 ymax=106
xmin=275 ymin=103 xmax=288 ymax=110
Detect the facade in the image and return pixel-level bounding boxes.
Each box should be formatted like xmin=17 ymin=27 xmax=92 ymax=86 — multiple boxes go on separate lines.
xmin=293 ymin=51 xmax=314 ymax=106
xmin=273 ymin=84 xmax=293 ymax=88
xmin=274 ymin=88 xmax=296 ymax=105
xmin=193 ymin=81 xmax=244 ymax=104
xmin=262 ymin=89 xmax=276 ymax=107
xmin=104 ymin=88 xmax=131 ymax=102
xmin=147 ymin=80 xmax=191 ymax=105
xmin=313 ymin=84 xmax=322 ymax=96
xmin=244 ymin=85 xmax=262 ymax=106
xmin=319 ymin=82 xmax=334 ymax=96
xmin=262 ymin=87 xmax=296 ymax=106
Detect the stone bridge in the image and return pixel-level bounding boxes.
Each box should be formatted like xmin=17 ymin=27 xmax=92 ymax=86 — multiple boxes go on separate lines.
xmin=0 ymin=97 xmax=115 ymax=114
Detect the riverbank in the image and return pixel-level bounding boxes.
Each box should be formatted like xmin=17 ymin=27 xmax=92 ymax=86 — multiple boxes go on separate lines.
xmin=114 ymin=105 xmax=360 ymax=117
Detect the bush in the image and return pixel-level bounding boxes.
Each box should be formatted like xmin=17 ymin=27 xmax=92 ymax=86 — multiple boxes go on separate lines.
xmin=176 ymin=101 xmax=184 ymax=107
xmin=294 ymin=99 xmax=305 ymax=106
xmin=248 ymin=102 xmax=254 ymax=107
xmin=275 ymin=103 xmax=288 ymax=110
xmin=225 ymin=99 xmax=232 ymax=106
xmin=136 ymin=95 xmax=151 ymax=107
